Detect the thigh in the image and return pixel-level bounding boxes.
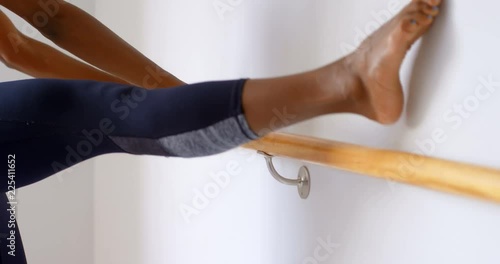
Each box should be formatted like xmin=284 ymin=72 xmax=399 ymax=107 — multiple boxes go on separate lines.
xmin=0 ymin=79 xmax=125 ymax=190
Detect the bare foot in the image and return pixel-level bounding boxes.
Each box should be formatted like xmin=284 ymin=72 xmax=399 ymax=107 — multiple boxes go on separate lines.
xmin=346 ymin=0 xmax=442 ymax=124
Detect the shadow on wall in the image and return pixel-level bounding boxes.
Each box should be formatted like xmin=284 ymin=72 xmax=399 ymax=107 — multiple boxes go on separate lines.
xmin=405 ymin=0 xmax=456 ymax=128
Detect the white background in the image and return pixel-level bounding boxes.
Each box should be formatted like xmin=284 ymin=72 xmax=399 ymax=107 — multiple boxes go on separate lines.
xmin=1 ymin=0 xmax=500 ymax=263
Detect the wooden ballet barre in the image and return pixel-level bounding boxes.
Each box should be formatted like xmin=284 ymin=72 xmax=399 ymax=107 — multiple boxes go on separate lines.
xmin=243 ymin=133 xmax=500 ymax=203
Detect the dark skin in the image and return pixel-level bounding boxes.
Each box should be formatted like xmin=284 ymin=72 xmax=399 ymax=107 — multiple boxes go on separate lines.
xmin=0 ymin=0 xmax=441 ymax=134
xmin=0 ymin=0 xmax=184 ymax=88
xmin=0 ymin=10 xmax=127 ymax=83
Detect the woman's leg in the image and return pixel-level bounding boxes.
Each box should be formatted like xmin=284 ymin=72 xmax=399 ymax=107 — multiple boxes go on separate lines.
xmin=0 ymin=1 xmax=441 ymax=261
xmin=0 ymin=0 xmax=442 ymax=189
xmin=0 ymin=10 xmax=128 ymax=85
xmin=0 ymin=78 xmax=250 ymax=189
xmin=0 ymin=78 xmax=255 ymax=263
xmin=0 ymin=0 xmax=184 ymax=88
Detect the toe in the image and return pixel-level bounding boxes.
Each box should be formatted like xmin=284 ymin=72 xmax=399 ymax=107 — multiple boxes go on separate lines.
xmin=413 ymin=0 xmax=442 ymax=7
xmin=421 ymin=3 xmax=440 ymax=16
xmin=407 ymin=1 xmax=440 ymax=16
xmin=403 ymin=12 xmax=433 ymax=32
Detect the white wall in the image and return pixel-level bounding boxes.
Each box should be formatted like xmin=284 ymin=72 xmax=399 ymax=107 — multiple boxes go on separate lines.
xmin=0 ymin=1 xmax=96 ymax=264
xmin=92 ymin=2 xmax=148 ymax=264
xmin=92 ymin=0 xmax=500 ymax=264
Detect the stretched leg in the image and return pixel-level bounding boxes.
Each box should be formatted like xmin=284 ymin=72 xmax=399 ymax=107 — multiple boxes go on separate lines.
xmin=0 ymin=0 xmax=441 ymax=189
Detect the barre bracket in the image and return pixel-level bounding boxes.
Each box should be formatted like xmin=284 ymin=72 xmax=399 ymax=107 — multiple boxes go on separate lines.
xmin=257 ymin=151 xmax=311 ymax=199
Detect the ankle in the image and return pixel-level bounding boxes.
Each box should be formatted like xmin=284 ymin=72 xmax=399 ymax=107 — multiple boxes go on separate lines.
xmin=340 ymin=55 xmax=366 ymax=101
xmin=311 ymin=56 xmax=366 ymax=113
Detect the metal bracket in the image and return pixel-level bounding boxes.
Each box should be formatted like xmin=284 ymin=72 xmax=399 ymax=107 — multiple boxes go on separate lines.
xmin=257 ymin=151 xmax=311 ymax=199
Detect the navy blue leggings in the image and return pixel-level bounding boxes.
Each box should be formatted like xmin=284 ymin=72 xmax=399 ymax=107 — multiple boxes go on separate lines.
xmin=0 ymin=78 xmax=258 ymax=263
